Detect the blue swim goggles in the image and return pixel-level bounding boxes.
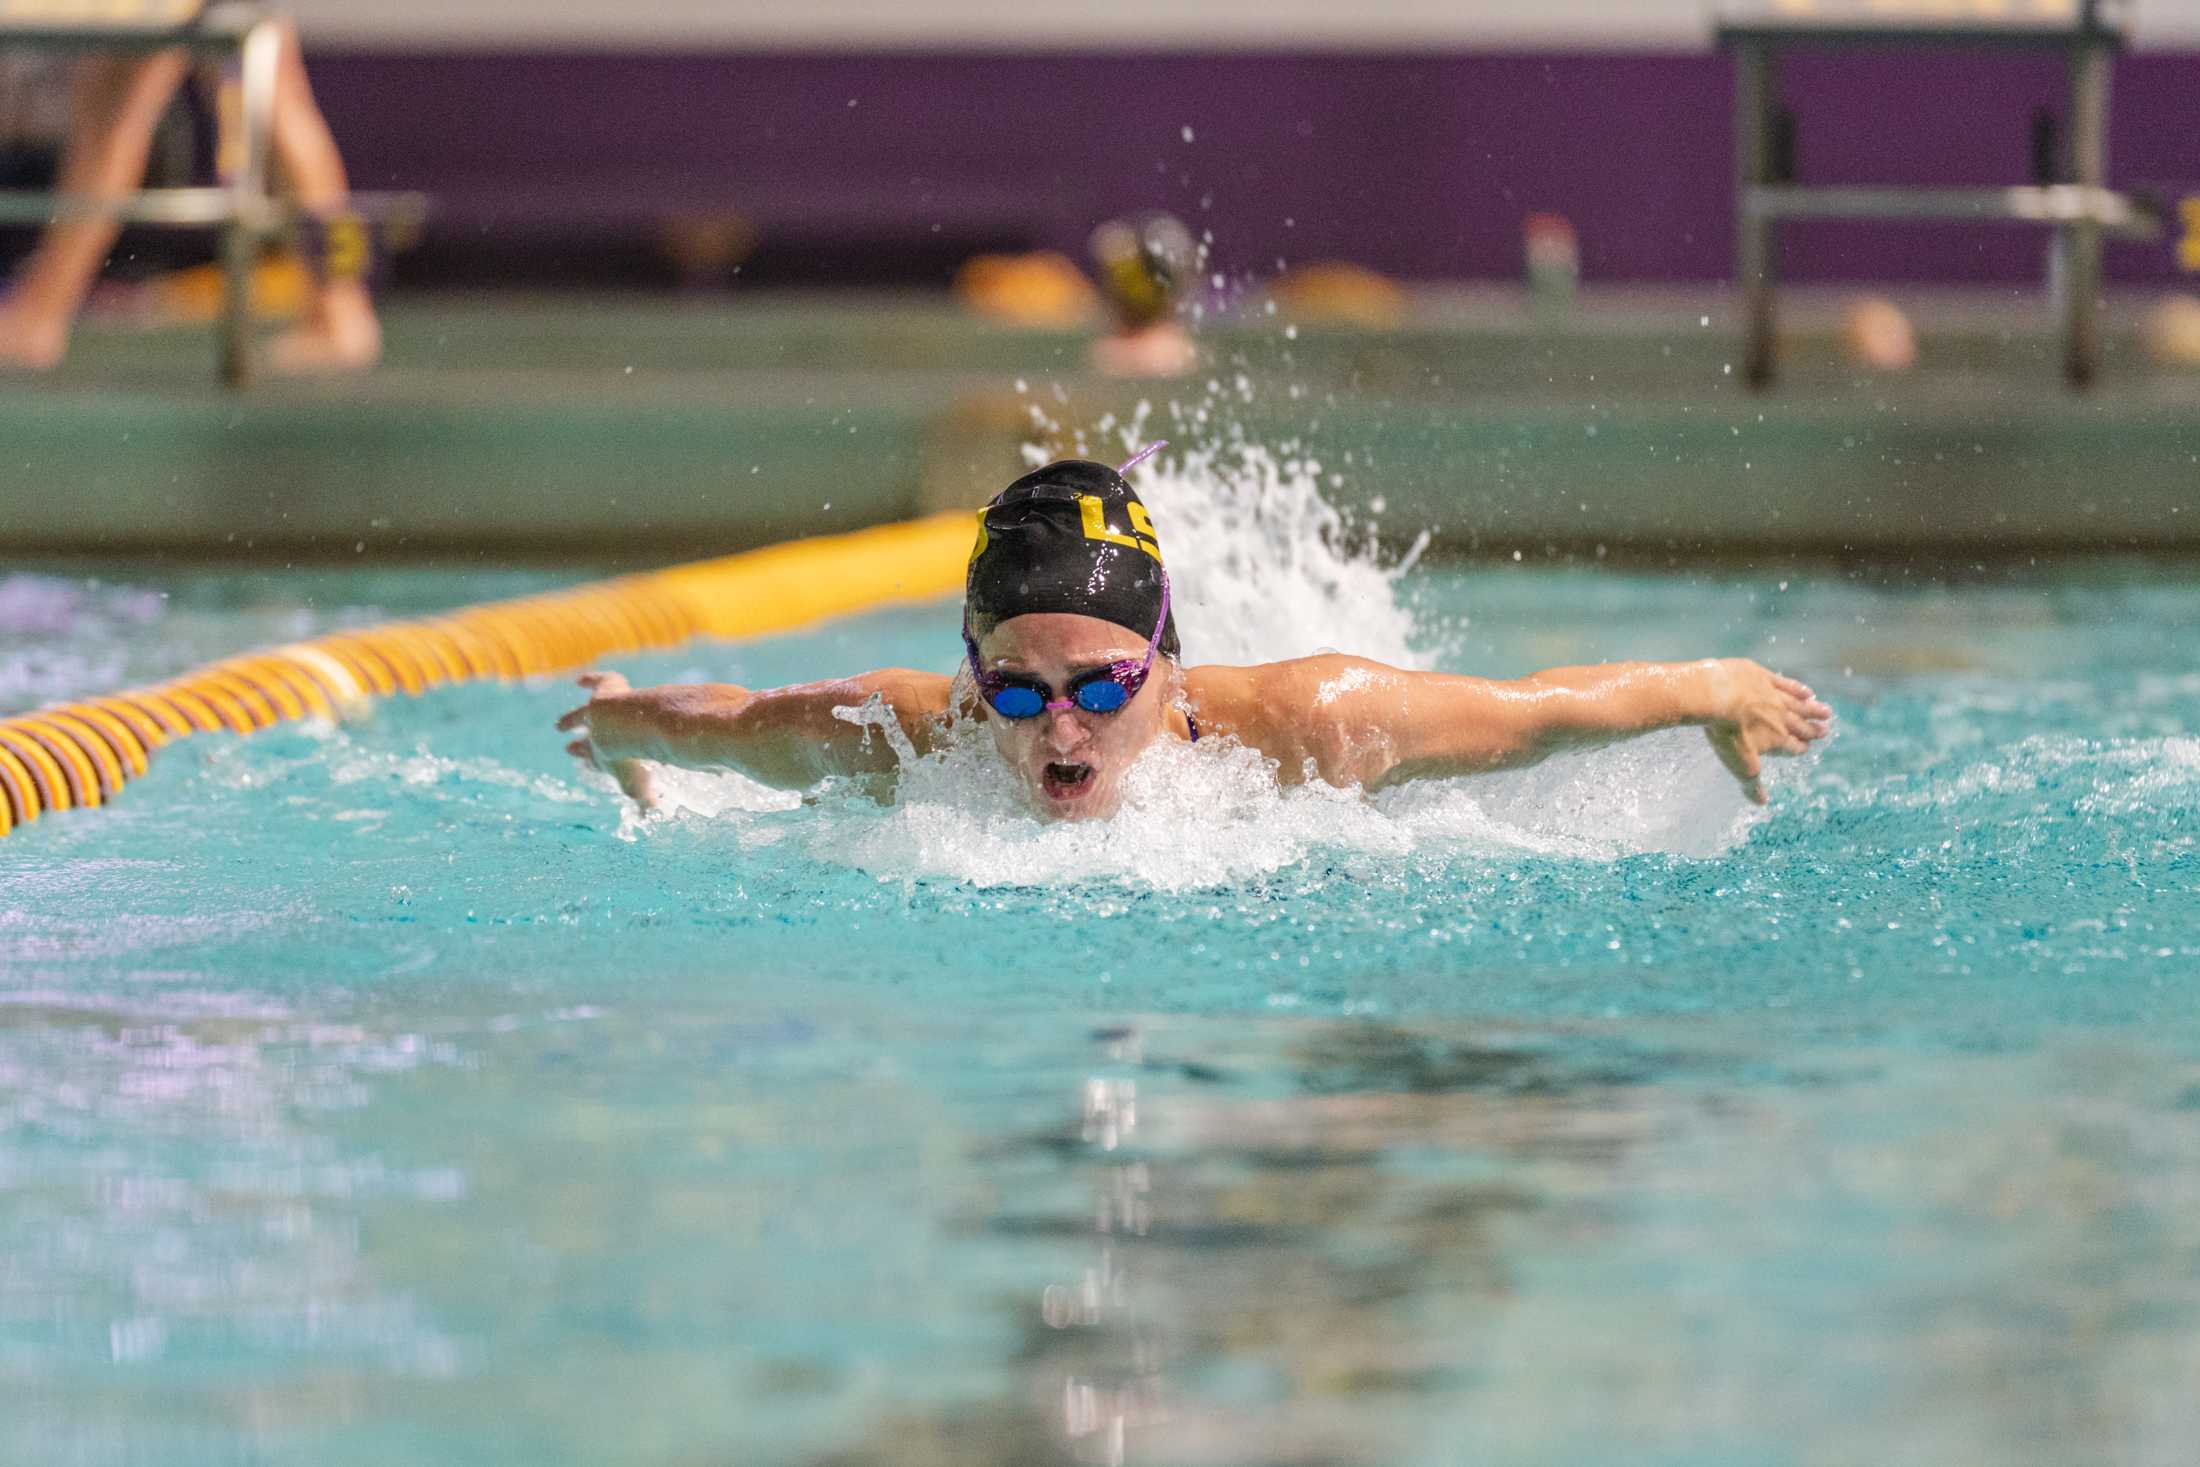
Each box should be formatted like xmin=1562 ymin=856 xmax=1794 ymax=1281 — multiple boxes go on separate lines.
xmin=961 ymin=572 xmax=1170 ymax=720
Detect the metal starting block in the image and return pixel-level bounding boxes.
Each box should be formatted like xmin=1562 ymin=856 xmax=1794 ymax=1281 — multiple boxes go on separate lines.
xmin=0 ymin=0 xmax=424 ymax=385
xmin=1716 ymin=0 xmax=2160 ymax=389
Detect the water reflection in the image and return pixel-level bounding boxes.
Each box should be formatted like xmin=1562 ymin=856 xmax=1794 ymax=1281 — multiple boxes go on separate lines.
xmin=0 ymin=989 xmax=466 ymax=1463
xmin=1050 ymin=1039 xmax=1160 ymax=1466
xmin=15 ymin=978 xmax=2200 ymax=1466
xmin=817 ymin=1018 xmax=1690 ymax=1467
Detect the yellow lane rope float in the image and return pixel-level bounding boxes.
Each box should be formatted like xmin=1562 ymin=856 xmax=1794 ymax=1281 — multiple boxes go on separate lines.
xmin=0 ymin=511 xmax=976 ymax=839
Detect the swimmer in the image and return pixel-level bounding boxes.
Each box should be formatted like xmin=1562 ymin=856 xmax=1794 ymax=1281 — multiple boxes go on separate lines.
xmin=559 ymin=459 xmax=1833 ymax=819
xmin=1087 ymin=212 xmax=1199 ymax=378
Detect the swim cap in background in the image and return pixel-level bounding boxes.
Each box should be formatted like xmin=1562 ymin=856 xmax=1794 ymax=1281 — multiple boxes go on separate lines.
xmin=965 ymin=459 xmax=1179 ymax=657
xmin=1090 ymin=212 xmax=1196 ymax=330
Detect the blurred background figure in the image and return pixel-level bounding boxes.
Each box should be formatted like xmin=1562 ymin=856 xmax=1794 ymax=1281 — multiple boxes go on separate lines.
xmin=2145 ymin=293 xmax=2200 ymax=367
xmin=0 ymin=17 xmax=377 ymax=373
xmin=1267 ymin=260 xmax=1409 ymax=327
xmin=952 ymin=248 xmax=1096 ymax=326
xmin=1088 ymin=209 xmax=1198 ymax=377
xmin=656 ymin=209 xmax=757 ymax=292
xmin=1522 ymin=212 xmax=1579 ymax=327
xmin=1841 ymin=295 xmax=1918 ymax=372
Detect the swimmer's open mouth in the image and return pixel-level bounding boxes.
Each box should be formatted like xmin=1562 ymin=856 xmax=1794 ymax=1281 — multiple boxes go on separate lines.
xmin=1042 ymin=762 xmax=1096 ymax=798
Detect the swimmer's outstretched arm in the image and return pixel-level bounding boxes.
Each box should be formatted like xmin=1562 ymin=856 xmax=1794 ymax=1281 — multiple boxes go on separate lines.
xmin=1195 ymin=656 xmax=1832 ymax=805
xmin=557 ymin=669 xmax=954 ymax=805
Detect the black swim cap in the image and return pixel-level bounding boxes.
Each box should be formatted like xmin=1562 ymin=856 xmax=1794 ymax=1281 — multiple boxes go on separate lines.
xmin=965 ymin=459 xmax=1179 ymax=657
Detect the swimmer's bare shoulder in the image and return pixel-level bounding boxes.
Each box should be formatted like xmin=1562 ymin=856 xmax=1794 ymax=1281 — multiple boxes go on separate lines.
xmin=1180 ymin=659 xmax=1353 ymax=785
xmin=1185 ymin=656 xmax=1447 ymax=787
xmin=1184 ymin=653 xmax=1833 ymax=804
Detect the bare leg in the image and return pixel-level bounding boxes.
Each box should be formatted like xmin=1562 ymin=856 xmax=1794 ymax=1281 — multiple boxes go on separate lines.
xmin=0 ymin=50 xmax=191 ymax=370
xmin=263 ymin=19 xmax=379 ymax=374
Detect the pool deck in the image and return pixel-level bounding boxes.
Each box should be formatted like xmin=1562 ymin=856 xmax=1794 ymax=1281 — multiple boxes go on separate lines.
xmin=2 ymin=287 xmax=2195 ymax=565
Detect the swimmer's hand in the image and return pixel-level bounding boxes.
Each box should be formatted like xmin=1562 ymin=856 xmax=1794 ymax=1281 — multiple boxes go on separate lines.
xmin=1700 ymin=660 xmax=1834 ymax=806
xmin=558 ymin=671 xmax=666 ymax=809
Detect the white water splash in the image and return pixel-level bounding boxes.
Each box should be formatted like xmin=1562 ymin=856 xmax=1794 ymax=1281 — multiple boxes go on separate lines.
xmin=782 ymin=717 xmax=1766 ymax=892
xmin=1120 ymin=436 xmax=1425 ymax=669
xmin=1381 ymin=728 xmax=1768 ymax=862
xmin=808 ymin=723 xmax=1399 ymax=892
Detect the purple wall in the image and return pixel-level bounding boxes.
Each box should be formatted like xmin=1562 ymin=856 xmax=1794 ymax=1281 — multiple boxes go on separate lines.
xmin=308 ymin=49 xmax=2200 ymax=283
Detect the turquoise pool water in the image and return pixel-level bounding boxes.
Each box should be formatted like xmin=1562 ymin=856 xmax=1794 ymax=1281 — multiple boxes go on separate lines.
xmin=2 ymin=543 xmax=2196 ymax=1466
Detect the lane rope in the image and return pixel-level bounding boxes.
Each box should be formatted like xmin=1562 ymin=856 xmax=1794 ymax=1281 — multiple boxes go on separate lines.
xmin=0 ymin=511 xmax=975 ymax=839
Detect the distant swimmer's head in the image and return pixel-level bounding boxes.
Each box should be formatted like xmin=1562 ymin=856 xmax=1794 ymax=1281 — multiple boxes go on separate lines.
xmin=1090 ymin=212 xmax=1196 ymax=331
xmin=963 ymin=459 xmax=1182 ymax=820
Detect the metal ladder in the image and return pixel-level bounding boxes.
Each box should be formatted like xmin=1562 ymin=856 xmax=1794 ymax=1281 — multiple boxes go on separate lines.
xmin=1718 ymin=0 xmax=2161 ymax=389
xmin=0 ymin=0 xmax=421 ymax=386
